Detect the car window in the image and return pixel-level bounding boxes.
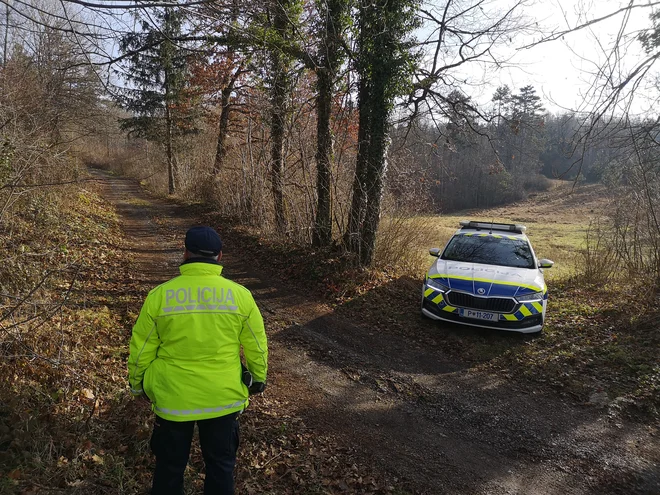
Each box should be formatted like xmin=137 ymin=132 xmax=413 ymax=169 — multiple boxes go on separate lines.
xmin=441 ymin=234 xmax=535 ymax=269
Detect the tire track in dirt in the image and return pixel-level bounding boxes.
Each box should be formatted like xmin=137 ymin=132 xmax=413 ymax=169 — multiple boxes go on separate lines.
xmin=94 ymin=169 xmax=660 ymax=495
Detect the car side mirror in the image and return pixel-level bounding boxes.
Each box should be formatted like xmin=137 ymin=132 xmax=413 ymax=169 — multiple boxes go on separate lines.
xmin=429 ymin=248 xmax=441 ymax=257
xmin=538 ymin=259 xmax=554 ymax=269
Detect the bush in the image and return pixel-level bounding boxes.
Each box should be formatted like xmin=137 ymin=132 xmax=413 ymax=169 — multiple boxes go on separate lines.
xmin=374 ymin=213 xmax=439 ymax=275
xmin=577 ymin=183 xmax=660 ymax=292
xmin=578 ymin=216 xmax=619 ymax=284
xmin=523 ymin=173 xmax=552 ymax=192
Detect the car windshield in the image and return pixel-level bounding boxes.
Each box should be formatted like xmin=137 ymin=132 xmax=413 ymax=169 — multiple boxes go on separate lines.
xmin=441 ymin=234 xmax=535 ymax=269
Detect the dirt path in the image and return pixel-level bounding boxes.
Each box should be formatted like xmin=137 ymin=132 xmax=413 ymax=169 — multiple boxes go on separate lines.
xmin=93 ymin=169 xmax=660 ymax=495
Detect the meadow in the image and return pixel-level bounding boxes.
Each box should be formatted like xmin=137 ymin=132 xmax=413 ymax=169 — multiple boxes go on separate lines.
xmin=376 ymin=180 xmax=604 ymax=283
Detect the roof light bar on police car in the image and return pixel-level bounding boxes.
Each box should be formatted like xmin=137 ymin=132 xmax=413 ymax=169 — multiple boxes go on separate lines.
xmin=459 ymin=220 xmax=527 ymax=234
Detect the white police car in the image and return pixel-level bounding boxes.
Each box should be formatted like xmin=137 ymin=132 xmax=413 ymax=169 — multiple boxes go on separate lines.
xmin=421 ymin=221 xmax=554 ymax=333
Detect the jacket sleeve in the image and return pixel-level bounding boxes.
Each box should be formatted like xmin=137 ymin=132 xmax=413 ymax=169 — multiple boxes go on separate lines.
xmin=240 ymin=297 xmax=268 ymax=383
xmin=127 ymin=293 xmax=160 ymax=396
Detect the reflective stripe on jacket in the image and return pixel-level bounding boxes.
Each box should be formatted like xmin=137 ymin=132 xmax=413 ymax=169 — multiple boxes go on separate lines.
xmin=127 ymin=259 xmax=268 ymax=422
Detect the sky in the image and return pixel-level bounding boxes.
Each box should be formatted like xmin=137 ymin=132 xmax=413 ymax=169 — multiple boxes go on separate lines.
xmin=445 ymin=0 xmax=657 ymax=115
xmin=505 ymin=0 xmax=653 ymax=115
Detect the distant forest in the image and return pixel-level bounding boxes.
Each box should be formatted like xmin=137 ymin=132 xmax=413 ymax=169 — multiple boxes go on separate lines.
xmin=388 ymin=84 xmax=630 ymax=213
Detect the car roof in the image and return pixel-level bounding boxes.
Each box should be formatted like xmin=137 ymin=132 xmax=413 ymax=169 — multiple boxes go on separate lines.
xmin=454 ymin=228 xmax=529 ymax=241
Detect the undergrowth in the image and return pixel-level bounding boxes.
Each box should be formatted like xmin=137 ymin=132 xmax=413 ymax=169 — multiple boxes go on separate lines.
xmin=0 ymin=182 xmax=145 ymax=493
xmin=488 ymin=281 xmax=660 ymax=419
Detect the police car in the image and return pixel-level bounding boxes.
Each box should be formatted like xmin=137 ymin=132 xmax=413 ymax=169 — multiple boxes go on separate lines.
xmin=421 ymin=221 xmax=554 ymax=333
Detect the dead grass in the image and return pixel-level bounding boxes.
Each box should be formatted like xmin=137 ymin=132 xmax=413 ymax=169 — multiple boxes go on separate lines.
xmin=375 ymin=214 xmax=440 ymax=274
xmin=388 ymin=210 xmax=589 ymax=282
xmin=483 ymin=282 xmax=660 ymax=418
xmin=0 ymin=180 xmax=147 ymax=493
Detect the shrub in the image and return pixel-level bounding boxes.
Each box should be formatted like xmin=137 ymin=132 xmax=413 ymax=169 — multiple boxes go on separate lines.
xmin=579 ymin=216 xmax=619 ymax=284
xmin=374 ymin=212 xmax=439 ymax=275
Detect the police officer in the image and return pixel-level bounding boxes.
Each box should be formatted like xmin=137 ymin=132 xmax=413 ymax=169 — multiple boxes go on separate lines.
xmin=128 ymin=226 xmax=268 ymax=495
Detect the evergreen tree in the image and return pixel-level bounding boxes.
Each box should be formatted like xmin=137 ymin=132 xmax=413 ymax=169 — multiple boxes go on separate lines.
xmin=492 ymin=85 xmax=512 ymax=128
xmin=510 ymin=85 xmax=545 ymax=174
xmin=491 ymin=85 xmax=514 ymax=170
xmin=117 ymin=8 xmax=199 ymax=195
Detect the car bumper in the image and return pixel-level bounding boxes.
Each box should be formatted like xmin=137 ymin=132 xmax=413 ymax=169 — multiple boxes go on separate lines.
xmin=421 ymin=298 xmax=544 ymax=334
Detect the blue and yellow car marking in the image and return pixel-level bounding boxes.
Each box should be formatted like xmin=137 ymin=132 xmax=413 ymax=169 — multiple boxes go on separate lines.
xmin=424 ymin=291 xmax=543 ymax=321
xmin=499 ymin=301 xmax=544 ymax=321
xmin=423 ymin=290 xmax=459 ymax=314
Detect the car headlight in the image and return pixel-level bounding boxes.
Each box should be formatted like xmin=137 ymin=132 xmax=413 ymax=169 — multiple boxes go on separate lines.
xmin=516 ymin=291 xmax=544 ymax=302
xmin=426 ymin=277 xmax=450 ymax=292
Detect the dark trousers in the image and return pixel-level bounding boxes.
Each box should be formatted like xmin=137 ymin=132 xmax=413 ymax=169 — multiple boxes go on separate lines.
xmin=150 ymin=412 xmax=240 ymax=495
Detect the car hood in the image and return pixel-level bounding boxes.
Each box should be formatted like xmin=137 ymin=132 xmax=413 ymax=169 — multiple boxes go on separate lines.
xmin=427 ymin=260 xmax=546 ymax=297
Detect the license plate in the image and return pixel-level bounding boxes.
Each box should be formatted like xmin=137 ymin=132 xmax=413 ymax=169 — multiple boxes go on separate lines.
xmin=460 ymin=309 xmax=497 ymax=321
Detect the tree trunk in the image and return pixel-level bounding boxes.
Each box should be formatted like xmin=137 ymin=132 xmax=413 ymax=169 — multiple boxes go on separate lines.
xmin=270 ymin=96 xmax=286 ymax=233
xmin=3 ymin=4 xmax=8 ymax=67
xmin=359 ymin=83 xmax=390 ymax=266
xmin=269 ymin=0 xmax=290 ymax=234
xmin=344 ymin=0 xmax=416 ymax=264
xmin=270 ymin=54 xmax=287 ymax=234
xmin=166 ymin=111 xmax=175 ymax=195
xmin=312 ymin=66 xmax=333 ymax=247
xmin=165 ymin=72 xmax=176 ymax=195
xmin=162 ymin=8 xmax=177 ymax=195
xmin=312 ymin=0 xmax=347 ymax=247
xmin=344 ymin=77 xmax=371 ymax=254
xmin=212 ymin=0 xmax=242 ymax=177
xmin=213 ymin=83 xmax=234 ymax=176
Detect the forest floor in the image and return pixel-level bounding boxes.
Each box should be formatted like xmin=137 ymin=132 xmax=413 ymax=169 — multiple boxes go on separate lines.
xmin=4 ymin=169 xmax=658 ymax=494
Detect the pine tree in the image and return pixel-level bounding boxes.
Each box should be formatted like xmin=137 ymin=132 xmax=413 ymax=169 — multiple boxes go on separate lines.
xmin=510 ymin=85 xmax=545 ymax=174
xmin=491 ymin=85 xmax=514 ymax=170
xmin=117 ymin=8 xmax=200 ymax=195
xmin=492 ymin=85 xmax=512 ymax=128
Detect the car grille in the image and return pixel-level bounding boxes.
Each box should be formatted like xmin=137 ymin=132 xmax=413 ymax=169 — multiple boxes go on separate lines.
xmin=446 ymin=291 xmax=516 ymax=313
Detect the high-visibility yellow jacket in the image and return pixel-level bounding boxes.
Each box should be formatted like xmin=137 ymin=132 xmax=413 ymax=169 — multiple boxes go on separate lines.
xmin=128 ymin=260 xmax=268 ymax=422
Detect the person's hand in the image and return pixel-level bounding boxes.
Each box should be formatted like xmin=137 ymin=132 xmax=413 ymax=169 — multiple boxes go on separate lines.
xmin=241 ymin=364 xmax=253 ymax=387
xmin=248 ymin=382 xmax=266 ymax=395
